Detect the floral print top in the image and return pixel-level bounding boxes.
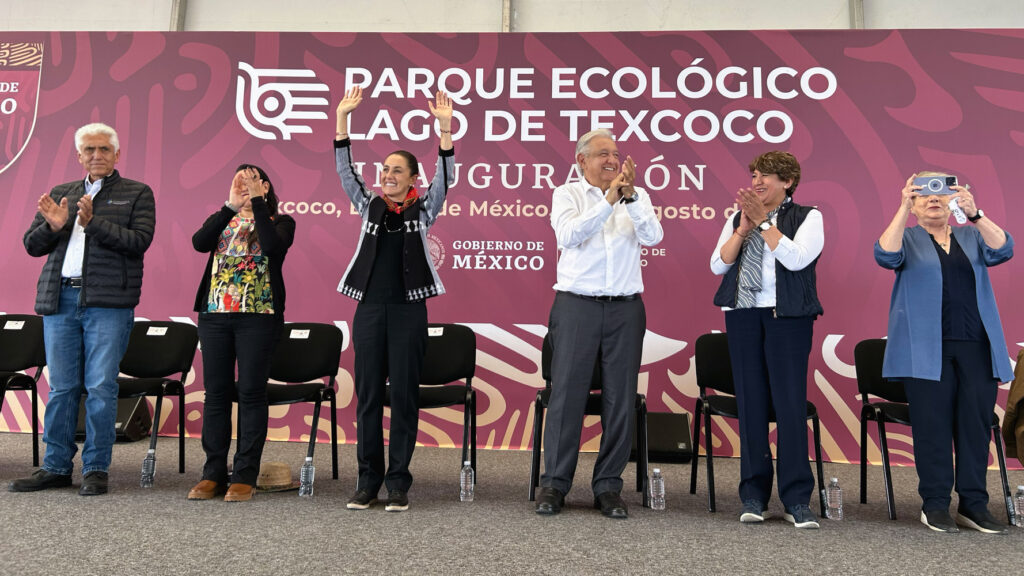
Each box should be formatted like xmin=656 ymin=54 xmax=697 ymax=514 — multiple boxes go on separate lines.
xmin=206 ymin=215 xmax=274 ymax=313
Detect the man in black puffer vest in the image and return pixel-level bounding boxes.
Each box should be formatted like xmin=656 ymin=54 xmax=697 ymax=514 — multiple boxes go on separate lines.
xmin=10 ymin=122 xmax=155 ymax=496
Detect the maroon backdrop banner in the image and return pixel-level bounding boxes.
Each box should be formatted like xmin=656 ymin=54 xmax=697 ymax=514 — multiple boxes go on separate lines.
xmin=2 ymin=30 xmax=1022 ymax=466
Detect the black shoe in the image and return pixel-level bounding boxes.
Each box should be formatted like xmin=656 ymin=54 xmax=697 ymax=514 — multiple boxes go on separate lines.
xmin=79 ymin=471 xmax=109 ymax=496
xmin=956 ymin=507 xmax=1008 ymax=534
xmin=535 ymin=487 xmax=565 ymax=516
xmin=920 ymin=509 xmax=959 ymax=533
xmin=8 ymin=469 xmax=73 ymax=492
xmin=346 ymin=488 xmax=379 ymax=510
xmin=385 ymin=489 xmax=409 ymax=512
xmin=594 ymin=491 xmax=628 ymax=519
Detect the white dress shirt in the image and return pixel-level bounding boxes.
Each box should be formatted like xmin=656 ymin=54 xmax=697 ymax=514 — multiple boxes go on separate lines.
xmin=551 ymin=180 xmax=664 ymax=296
xmin=709 ymin=208 xmax=824 ymax=309
xmin=61 ymin=176 xmax=104 ymax=278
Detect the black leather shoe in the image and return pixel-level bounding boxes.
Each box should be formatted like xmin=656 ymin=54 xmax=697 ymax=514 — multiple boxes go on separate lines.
xmin=594 ymin=491 xmax=628 ymax=519
xmin=8 ymin=469 xmax=73 ymax=492
xmin=79 ymin=471 xmax=109 ymax=496
xmin=535 ymin=487 xmax=565 ymax=515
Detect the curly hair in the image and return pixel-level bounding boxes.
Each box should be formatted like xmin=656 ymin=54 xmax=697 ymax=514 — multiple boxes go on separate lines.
xmin=749 ymin=151 xmax=801 ymax=197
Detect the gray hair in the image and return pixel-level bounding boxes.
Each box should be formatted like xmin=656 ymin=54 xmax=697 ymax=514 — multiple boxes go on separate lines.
xmin=74 ymin=123 xmax=119 ymax=153
xmin=575 ymin=129 xmax=616 ymax=156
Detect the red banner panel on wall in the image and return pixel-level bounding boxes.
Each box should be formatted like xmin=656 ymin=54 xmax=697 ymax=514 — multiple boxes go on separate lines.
xmin=2 ymin=30 xmax=1021 ymax=465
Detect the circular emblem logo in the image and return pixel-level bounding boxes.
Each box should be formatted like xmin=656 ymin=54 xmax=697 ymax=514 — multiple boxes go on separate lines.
xmin=427 ymin=233 xmax=445 ymax=269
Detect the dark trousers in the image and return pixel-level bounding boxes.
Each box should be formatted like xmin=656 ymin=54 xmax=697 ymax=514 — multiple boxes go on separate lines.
xmin=541 ymin=291 xmax=646 ymax=495
xmin=353 ymin=301 xmax=427 ymax=493
xmin=725 ymin=308 xmax=815 ymax=508
xmin=197 ymin=313 xmax=283 ymax=485
xmin=903 ymin=340 xmax=999 ymax=514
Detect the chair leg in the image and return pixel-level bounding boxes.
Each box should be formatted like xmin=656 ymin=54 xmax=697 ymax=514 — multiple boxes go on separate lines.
xmin=306 ymin=399 xmax=322 ymax=460
xmin=812 ymin=414 xmax=826 ymax=518
xmin=330 ymin=391 xmax=338 ymax=480
xmin=638 ymin=399 xmax=649 ymax=508
xmin=705 ymin=410 xmax=716 ymax=513
xmin=529 ymin=398 xmax=544 ymax=501
xmin=470 ymin=391 xmax=478 ymax=484
xmin=460 ymin=398 xmax=470 ymax=469
xmin=31 ymin=385 xmax=40 ymax=468
xmin=149 ymin=394 xmax=164 ymax=452
xmin=859 ymin=413 xmax=868 ymax=504
xmin=177 ymin=387 xmax=186 ymax=473
xmin=991 ymin=418 xmax=1014 ymax=524
xmin=689 ymin=400 xmax=703 ymax=495
xmin=877 ymin=419 xmax=896 ymax=520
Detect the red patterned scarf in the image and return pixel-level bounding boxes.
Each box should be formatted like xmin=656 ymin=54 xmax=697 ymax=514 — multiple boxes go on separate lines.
xmin=382 ymin=187 xmax=419 ymax=213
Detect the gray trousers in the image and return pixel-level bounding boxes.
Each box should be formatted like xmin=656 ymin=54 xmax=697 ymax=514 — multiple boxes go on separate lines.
xmin=541 ymin=291 xmax=646 ymax=495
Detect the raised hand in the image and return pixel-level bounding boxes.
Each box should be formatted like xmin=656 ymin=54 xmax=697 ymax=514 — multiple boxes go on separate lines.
xmin=950 ymin=184 xmax=977 ymax=217
xmin=619 ymin=156 xmax=636 ymax=199
xmin=336 ymin=86 xmax=363 ymax=117
xmin=242 ymin=167 xmax=266 ymax=200
xmin=900 ymin=176 xmax=921 ymax=212
xmin=38 ymin=194 xmax=69 ymax=232
xmin=228 ymin=171 xmax=247 ymax=210
xmin=428 ymin=90 xmax=453 ymax=123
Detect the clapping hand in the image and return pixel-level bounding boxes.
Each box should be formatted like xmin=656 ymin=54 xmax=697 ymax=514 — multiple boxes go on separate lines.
xmin=38 ymin=194 xmax=70 ymax=232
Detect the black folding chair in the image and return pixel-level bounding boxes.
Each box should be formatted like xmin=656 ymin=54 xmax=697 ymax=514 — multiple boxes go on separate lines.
xmin=854 ymin=338 xmax=1014 ymax=522
xmin=117 ymin=320 xmax=199 ymax=475
xmin=384 ymin=323 xmax=477 ymax=478
xmin=689 ymin=332 xmax=826 ymax=515
xmin=528 ymin=333 xmax=649 ymax=506
xmin=261 ymin=322 xmax=344 ymax=484
xmin=0 ymin=314 xmax=46 ymax=466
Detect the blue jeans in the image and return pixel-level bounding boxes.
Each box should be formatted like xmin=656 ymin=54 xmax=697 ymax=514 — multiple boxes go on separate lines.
xmin=42 ymin=286 xmax=134 ymax=475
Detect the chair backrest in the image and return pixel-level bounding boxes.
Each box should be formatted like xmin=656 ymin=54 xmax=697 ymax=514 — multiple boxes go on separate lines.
xmin=853 ymin=338 xmax=907 ymax=403
xmin=541 ymin=333 xmax=602 ymax=391
xmin=695 ymin=332 xmax=736 ymax=396
xmin=269 ymin=322 xmax=344 ymax=384
xmin=420 ymin=323 xmax=475 ymax=386
xmin=0 ymin=314 xmax=46 ymax=373
xmin=119 ymin=320 xmax=199 ymax=379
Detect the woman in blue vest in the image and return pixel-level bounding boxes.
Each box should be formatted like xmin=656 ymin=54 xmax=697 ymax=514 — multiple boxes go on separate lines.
xmin=710 ymin=151 xmax=824 ymax=529
xmin=875 ymin=173 xmax=1013 ymax=534
xmin=334 ymin=87 xmax=455 ymax=512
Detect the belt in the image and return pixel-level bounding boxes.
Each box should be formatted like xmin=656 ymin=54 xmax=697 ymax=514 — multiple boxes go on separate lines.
xmin=61 ymin=277 xmax=83 ymax=288
xmin=560 ymin=291 xmax=639 ymax=302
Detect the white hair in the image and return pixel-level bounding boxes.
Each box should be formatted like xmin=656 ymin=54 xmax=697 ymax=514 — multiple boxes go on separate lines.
xmin=74 ymin=122 xmax=119 ymax=153
xmin=575 ymin=129 xmax=615 ymax=156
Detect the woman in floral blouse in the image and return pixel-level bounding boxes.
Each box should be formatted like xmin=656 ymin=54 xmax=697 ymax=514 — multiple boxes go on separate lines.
xmin=187 ymin=165 xmax=295 ymax=502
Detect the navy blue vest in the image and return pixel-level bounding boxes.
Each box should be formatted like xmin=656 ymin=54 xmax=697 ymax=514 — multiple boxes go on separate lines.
xmin=712 ymin=201 xmax=824 ymax=318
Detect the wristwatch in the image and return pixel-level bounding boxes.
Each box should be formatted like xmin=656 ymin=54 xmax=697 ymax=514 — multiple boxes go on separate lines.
xmin=758 ymin=219 xmax=773 ymax=232
xmin=968 ymin=209 xmax=984 ymax=223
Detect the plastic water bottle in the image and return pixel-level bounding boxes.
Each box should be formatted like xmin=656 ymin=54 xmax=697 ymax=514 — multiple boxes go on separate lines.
xmin=1014 ymin=486 xmax=1024 ymax=528
xmin=298 ymin=456 xmax=315 ymax=497
xmin=460 ymin=461 xmax=475 ymax=502
xmin=139 ymin=449 xmax=156 ymax=488
xmin=649 ymin=468 xmax=666 ymax=510
xmin=826 ymin=477 xmax=844 ymax=520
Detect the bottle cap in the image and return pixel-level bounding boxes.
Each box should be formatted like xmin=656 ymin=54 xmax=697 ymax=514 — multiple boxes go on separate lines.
xmin=464 ymin=461 xmax=471 ymax=466
xmin=1018 ymin=485 xmax=1024 ymax=491
xmin=831 ymin=477 xmax=838 ymax=483
xmin=653 ymin=468 xmax=661 ymax=473
xmin=304 ymin=456 xmax=313 ymax=463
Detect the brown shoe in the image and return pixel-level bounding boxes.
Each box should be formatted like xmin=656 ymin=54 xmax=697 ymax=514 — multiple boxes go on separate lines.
xmin=224 ymin=483 xmax=256 ymax=502
xmin=187 ymin=480 xmax=226 ymax=500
